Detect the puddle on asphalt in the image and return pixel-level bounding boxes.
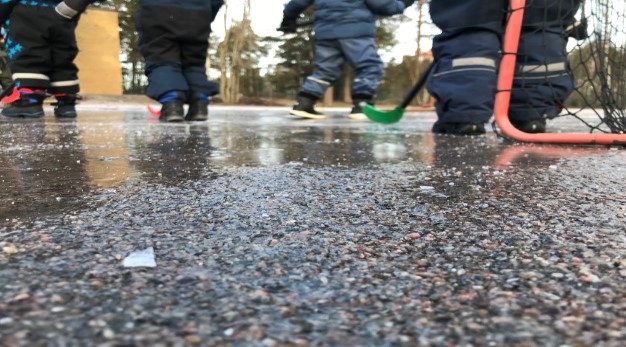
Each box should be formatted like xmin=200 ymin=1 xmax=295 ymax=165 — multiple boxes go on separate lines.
xmin=0 ymin=108 xmax=615 ymax=220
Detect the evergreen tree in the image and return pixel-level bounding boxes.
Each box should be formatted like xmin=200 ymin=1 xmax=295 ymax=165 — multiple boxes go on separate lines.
xmin=108 ymin=0 xmax=144 ymax=94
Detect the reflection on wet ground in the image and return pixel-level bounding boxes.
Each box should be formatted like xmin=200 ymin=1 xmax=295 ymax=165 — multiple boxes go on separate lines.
xmin=0 ymin=106 xmax=618 ymax=220
xmin=1 ymin=106 xmax=626 ymax=346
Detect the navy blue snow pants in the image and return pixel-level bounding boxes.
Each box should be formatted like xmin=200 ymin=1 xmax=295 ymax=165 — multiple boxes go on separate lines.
xmin=302 ymin=37 xmax=384 ymax=100
xmin=427 ymin=0 xmax=580 ymax=125
xmin=136 ymin=5 xmax=219 ymax=102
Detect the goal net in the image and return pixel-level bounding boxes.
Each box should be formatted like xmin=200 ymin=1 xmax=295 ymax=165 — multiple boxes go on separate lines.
xmin=496 ymin=0 xmax=626 ymax=144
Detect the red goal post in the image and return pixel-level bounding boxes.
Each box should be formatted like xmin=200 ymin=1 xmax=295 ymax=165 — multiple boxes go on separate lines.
xmin=495 ymin=0 xmax=626 ymax=145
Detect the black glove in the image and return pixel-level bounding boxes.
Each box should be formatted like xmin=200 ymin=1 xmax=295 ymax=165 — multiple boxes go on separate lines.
xmin=565 ymin=18 xmax=588 ymax=40
xmin=278 ymin=17 xmax=297 ymax=34
xmin=403 ymin=0 xmax=416 ymax=8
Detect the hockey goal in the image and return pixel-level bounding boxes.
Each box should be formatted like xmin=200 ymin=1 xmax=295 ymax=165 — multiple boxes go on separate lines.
xmin=495 ymin=0 xmax=626 ymax=145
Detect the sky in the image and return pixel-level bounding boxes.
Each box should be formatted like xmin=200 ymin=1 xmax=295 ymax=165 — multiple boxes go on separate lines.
xmin=211 ymin=0 xmax=437 ymax=74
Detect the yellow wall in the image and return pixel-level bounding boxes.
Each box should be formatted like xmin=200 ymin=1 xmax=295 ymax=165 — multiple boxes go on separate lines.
xmin=75 ymin=9 xmax=123 ymax=95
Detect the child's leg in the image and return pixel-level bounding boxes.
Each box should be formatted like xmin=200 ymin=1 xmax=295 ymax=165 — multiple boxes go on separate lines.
xmin=290 ymin=40 xmax=344 ymax=119
xmin=0 ymin=49 xmax=12 ymax=89
xmin=340 ymin=37 xmax=384 ymax=100
xmin=49 ymin=12 xmax=80 ymax=118
xmin=508 ymin=1 xmax=580 ymax=133
xmin=427 ymin=0 xmax=505 ymax=135
xmin=136 ymin=6 xmax=190 ymax=122
xmin=181 ymin=29 xmax=212 ymax=121
xmin=301 ymin=40 xmax=345 ymax=99
xmin=2 ymin=5 xmax=50 ymax=118
xmin=339 ymin=37 xmax=384 ymax=119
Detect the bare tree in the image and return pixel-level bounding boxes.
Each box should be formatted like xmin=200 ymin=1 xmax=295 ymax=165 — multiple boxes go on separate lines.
xmin=217 ymin=0 xmax=265 ymax=103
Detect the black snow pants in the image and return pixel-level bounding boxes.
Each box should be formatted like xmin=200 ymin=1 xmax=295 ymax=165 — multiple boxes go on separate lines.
xmin=136 ymin=5 xmax=218 ymax=101
xmin=4 ymin=3 xmax=80 ymax=94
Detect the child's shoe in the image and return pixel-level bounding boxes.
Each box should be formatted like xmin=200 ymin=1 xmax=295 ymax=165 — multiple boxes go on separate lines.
xmin=53 ymin=93 xmax=79 ymax=118
xmin=348 ymin=95 xmax=374 ymax=120
xmin=185 ymin=92 xmax=209 ymax=121
xmin=159 ymin=91 xmax=185 ymax=122
xmin=1 ymin=88 xmax=46 ymax=118
xmin=511 ymin=119 xmax=546 ymax=133
xmin=432 ymin=122 xmax=486 ymax=136
xmin=290 ymin=93 xmax=326 ymax=119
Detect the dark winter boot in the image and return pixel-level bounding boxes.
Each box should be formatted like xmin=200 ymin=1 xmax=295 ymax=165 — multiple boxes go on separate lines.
xmin=53 ymin=93 xmax=79 ymax=118
xmin=1 ymin=88 xmax=46 ymax=118
xmin=185 ymin=92 xmax=209 ymax=121
xmin=511 ymin=119 xmax=546 ymax=133
xmin=290 ymin=92 xmax=325 ymax=119
xmin=348 ymin=95 xmax=374 ymax=120
xmin=158 ymin=91 xmax=186 ymax=123
xmin=432 ymin=122 xmax=486 ymax=136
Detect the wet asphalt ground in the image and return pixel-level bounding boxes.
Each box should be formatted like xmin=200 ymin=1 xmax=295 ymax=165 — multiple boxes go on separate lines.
xmin=0 ymin=104 xmax=625 ymax=347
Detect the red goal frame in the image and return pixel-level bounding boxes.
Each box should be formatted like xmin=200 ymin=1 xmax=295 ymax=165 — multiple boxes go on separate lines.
xmin=494 ymin=0 xmax=626 ymax=145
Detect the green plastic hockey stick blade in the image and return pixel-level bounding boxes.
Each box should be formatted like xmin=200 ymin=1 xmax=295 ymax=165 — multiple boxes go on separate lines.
xmin=363 ymin=104 xmax=405 ymax=124
xmin=363 ymin=63 xmax=433 ymax=124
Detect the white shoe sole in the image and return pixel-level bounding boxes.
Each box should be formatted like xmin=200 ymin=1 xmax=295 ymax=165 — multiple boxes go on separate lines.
xmin=289 ymin=109 xmax=326 ymax=120
xmin=348 ymin=113 xmax=368 ymax=121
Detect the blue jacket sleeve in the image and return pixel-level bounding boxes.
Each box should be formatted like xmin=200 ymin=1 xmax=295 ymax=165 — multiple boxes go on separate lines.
xmin=365 ymin=0 xmax=406 ymax=16
xmin=283 ymin=0 xmax=314 ymax=20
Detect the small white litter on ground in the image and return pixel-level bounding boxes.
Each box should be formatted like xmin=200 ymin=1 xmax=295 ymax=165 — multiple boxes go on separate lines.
xmin=122 ymin=247 xmax=157 ymax=268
